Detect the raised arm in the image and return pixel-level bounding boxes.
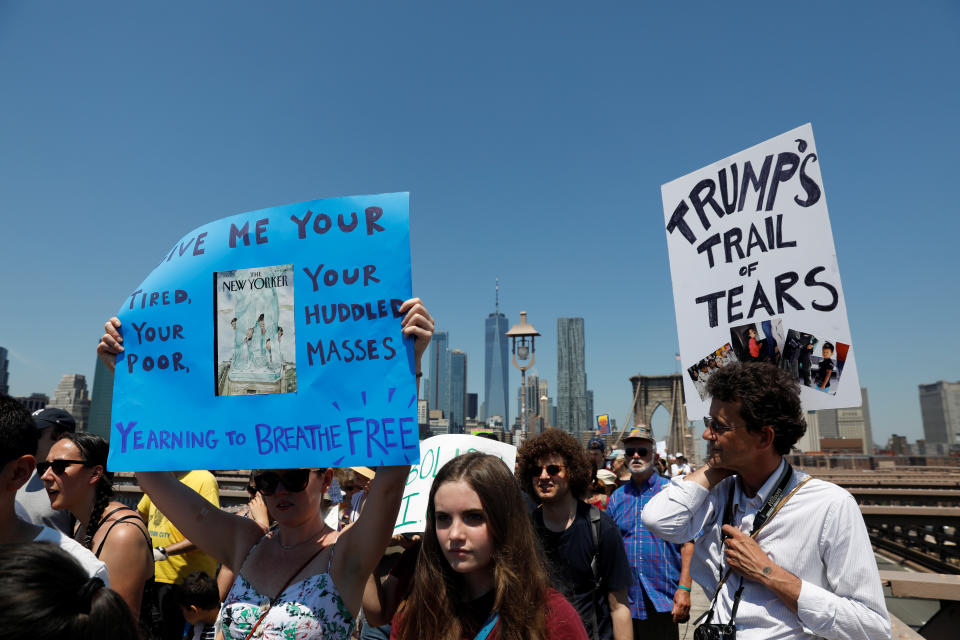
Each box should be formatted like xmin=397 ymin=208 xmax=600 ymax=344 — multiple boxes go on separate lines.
xmin=134 ymin=472 xmax=263 ymax=570
xmin=333 ymin=297 xmax=432 ymax=610
xmin=642 ymin=470 xmax=729 ymax=543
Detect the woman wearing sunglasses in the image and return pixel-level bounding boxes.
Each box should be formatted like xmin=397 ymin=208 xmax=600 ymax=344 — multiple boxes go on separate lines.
xmin=391 ymin=452 xmax=588 ymax=640
xmin=40 ymin=432 xmax=158 ymax=629
xmin=96 ymin=297 xmax=434 ymax=640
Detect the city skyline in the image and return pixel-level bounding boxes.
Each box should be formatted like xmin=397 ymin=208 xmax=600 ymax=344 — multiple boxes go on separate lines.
xmin=1 ymin=3 xmax=957 ymax=447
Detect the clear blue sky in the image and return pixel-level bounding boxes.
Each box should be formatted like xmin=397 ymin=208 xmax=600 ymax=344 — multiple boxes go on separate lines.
xmin=1 ymin=2 xmax=957 ymax=448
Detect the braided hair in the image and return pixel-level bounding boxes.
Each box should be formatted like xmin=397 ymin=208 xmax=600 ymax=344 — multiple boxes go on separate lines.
xmin=61 ymin=432 xmax=115 ymax=549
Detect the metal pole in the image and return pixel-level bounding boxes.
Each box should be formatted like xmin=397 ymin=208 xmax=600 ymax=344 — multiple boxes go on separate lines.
xmin=521 ymin=369 xmax=527 ymax=438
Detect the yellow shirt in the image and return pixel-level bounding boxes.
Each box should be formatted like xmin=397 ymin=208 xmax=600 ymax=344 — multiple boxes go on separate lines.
xmin=137 ymin=470 xmax=220 ymax=585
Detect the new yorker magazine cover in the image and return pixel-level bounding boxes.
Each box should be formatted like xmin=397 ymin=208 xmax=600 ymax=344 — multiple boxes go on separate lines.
xmin=213 ymin=264 xmax=296 ymax=396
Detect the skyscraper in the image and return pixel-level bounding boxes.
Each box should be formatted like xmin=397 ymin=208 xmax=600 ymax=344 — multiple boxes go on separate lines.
xmin=467 ymin=393 xmax=478 ymax=420
xmin=48 ymin=374 xmax=90 ymax=432
xmin=557 ymin=317 xmax=587 ymax=435
xmin=428 ymin=331 xmax=450 ymax=417
xmin=484 ymin=282 xmax=510 ymax=428
xmin=88 ymin=357 xmax=115 ymax=441
xmin=516 ymin=370 xmax=540 ymax=433
xmin=586 ymin=389 xmax=594 ymax=432
xmin=0 ymin=346 xmax=9 ymax=395
xmin=449 ymin=350 xmax=468 ymax=434
xmin=919 ymin=381 xmax=960 ymax=447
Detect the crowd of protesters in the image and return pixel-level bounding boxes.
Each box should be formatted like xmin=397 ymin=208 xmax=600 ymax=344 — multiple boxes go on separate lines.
xmin=0 ymin=300 xmax=892 ymax=639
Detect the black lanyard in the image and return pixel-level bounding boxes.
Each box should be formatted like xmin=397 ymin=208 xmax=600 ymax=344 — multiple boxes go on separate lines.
xmin=716 ymin=463 xmax=794 ymax=614
xmin=722 ymin=462 xmax=793 ymax=541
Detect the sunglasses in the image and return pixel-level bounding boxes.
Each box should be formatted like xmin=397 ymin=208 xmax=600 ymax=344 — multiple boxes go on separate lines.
xmin=624 ymin=447 xmax=650 ymax=458
xmin=536 ymin=464 xmax=566 ymax=476
xmin=703 ymin=416 xmax=735 ymax=435
xmin=37 ymin=459 xmax=91 ymax=475
xmin=253 ymin=469 xmax=311 ymax=496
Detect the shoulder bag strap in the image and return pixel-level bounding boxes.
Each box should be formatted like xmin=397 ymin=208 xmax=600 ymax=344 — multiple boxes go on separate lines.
xmin=243 ymin=544 xmax=328 ymax=640
xmin=473 ymin=613 xmax=499 ymax=640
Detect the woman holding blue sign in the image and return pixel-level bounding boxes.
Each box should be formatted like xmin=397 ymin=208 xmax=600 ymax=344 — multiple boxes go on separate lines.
xmin=390 ymin=452 xmax=588 ymax=640
xmin=97 ymin=297 xmax=434 ymax=640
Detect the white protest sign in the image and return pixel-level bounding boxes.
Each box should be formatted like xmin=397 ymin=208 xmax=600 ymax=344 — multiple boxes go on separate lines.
xmin=657 ymin=440 xmax=667 ymax=458
xmin=393 ymin=434 xmax=516 ymax=534
xmin=662 ymin=124 xmax=859 ymax=418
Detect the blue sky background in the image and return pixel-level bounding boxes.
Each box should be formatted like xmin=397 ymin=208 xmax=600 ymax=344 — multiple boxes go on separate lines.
xmin=1 ymin=2 xmax=957 ymax=450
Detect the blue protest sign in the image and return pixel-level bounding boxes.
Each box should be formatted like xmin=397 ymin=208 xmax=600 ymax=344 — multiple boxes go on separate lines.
xmin=108 ymin=192 xmax=419 ymax=471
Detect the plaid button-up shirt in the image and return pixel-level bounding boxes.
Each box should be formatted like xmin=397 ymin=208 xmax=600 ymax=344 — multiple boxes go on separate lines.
xmin=607 ymin=472 xmax=683 ymax=620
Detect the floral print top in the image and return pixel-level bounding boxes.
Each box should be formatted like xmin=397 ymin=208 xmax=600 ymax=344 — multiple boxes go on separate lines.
xmin=218 ymin=542 xmax=355 ymax=640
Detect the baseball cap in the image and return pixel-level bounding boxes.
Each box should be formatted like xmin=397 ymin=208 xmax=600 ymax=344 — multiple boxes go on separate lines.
xmin=622 ymin=425 xmax=655 ymax=443
xmin=587 ymin=438 xmax=605 ymax=451
xmin=595 ymin=469 xmax=617 ymax=487
xmin=31 ymin=408 xmax=76 ymax=433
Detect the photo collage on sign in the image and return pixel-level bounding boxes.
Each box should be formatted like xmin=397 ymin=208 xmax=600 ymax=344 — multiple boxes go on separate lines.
xmin=780 ymin=329 xmax=849 ymax=396
xmin=686 ymin=342 xmax=738 ymax=401
xmin=686 ymin=318 xmax=849 ymax=399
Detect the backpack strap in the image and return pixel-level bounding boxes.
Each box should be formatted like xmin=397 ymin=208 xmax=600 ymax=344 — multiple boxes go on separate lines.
xmin=587 ymin=504 xmax=603 ymax=640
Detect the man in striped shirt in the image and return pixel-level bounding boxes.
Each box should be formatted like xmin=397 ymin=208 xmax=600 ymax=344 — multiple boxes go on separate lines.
xmin=607 ymin=426 xmax=694 ymax=640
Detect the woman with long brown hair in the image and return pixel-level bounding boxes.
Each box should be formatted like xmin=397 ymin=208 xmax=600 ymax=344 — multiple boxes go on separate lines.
xmin=391 ymin=452 xmax=588 ymax=640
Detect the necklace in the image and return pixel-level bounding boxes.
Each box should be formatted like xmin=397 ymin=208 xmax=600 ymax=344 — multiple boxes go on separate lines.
xmin=276 ymin=524 xmax=329 ymax=551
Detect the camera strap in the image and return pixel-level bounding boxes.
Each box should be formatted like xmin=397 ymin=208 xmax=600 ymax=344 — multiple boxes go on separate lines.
xmin=694 ymin=463 xmax=811 ymax=628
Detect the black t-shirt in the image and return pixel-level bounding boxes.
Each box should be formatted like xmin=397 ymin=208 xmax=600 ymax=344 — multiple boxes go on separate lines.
xmin=453 ymin=589 xmax=496 ymax=638
xmin=816 ymin=358 xmax=834 ymax=385
xmin=533 ymin=501 xmax=632 ymax=640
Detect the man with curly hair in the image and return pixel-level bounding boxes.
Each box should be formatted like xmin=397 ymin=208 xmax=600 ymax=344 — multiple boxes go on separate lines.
xmin=518 ymin=428 xmax=632 ymax=640
xmin=607 ymin=426 xmax=694 ymax=640
xmin=643 ymin=362 xmax=891 ymax=639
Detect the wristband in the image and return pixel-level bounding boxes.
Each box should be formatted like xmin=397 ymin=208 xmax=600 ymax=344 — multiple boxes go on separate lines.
xmin=677 ymin=584 xmax=691 ymax=592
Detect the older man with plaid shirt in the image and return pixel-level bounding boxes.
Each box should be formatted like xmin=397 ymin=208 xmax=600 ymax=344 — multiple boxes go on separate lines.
xmin=607 ymin=426 xmax=694 ymax=640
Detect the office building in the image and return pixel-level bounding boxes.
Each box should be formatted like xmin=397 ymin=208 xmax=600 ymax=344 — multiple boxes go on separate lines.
xmin=919 ymin=381 xmax=960 ymax=446
xmin=0 ymin=346 xmax=8 ymax=395
xmin=557 ymin=317 xmax=588 ymax=435
xmin=467 ymin=393 xmax=478 ymax=420
xmin=814 ymin=388 xmax=874 ymax=454
xmin=87 ymin=357 xmax=115 ymax=441
xmin=794 ymin=410 xmax=821 ymax=452
xmin=48 ymin=374 xmax=90 ymax=432
xmin=586 ymin=389 xmax=594 ymax=432
xmin=16 ymin=393 xmax=48 ymax=413
xmin=449 ymin=350 xmax=467 ymax=434
xmin=428 ymin=331 xmax=450 ymax=416
xmin=517 ymin=370 xmax=542 ymax=434
xmin=484 ymin=284 xmax=510 ymax=429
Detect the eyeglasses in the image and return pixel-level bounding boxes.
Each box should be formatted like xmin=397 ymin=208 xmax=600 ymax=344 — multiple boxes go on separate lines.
xmin=704 ymin=417 xmax=736 ymax=435
xmin=537 ymin=464 xmax=566 ymax=476
xmin=624 ymin=447 xmax=650 ymax=458
xmin=37 ymin=459 xmax=91 ymax=475
xmin=252 ymin=469 xmax=311 ymax=496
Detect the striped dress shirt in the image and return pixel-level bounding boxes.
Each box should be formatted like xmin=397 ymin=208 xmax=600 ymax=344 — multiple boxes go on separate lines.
xmin=642 ymin=458 xmax=891 ymax=639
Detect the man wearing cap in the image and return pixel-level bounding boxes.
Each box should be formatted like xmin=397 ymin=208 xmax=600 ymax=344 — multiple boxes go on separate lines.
xmin=587 ymin=437 xmax=609 ymax=472
xmin=1 ymin=395 xmax=109 ymax=583
xmin=607 ymin=426 xmax=694 ymax=640
xmin=518 ymin=428 xmax=633 ymax=640
xmin=670 ymin=453 xmax=693 ymax=478
xmin=14 ymin=407 xmax=76 ymax=533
